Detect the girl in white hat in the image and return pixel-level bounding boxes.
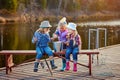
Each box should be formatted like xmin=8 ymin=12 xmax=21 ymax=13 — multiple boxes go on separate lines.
xmin=65 ymin=22 xmax=82 ymax=72
xmin=52 ymin=17 xmax=68 ymax=71
xmin=32 ymin=21 xmax=57 ymax=72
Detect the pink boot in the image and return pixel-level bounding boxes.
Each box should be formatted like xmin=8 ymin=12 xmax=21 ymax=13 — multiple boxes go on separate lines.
xmin=65 ymin=62 xmax=70 ymax=71
xmin=73 ymin=63 xmax=77 ymax=72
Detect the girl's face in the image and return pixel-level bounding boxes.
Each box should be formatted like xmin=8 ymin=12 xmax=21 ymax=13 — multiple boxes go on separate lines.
xmin=43 ymin=28 xmax=50 ymax=33
xmin=68 ymin=29 xmax=75 ymax=34
xmin=60 ymin=26 xmax=66 ymax=32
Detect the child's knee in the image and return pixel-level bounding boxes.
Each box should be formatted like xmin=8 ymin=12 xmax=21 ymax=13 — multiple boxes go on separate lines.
xmin=48 ymin=52 xmax=53 ymax=56
xmin=73 ymin=49 xmax=79 ymax=54
xmin=49 ymin=56 xmax=53 ymax=58
xmin=36 ymin=52 xmax=42 ymax=59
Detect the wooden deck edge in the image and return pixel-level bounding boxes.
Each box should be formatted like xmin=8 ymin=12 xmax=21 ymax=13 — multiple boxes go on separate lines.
xmin=98 ymin=44 xmax=120 ymax=50
xmin=0 ymin=67 xmax=6 ymax=70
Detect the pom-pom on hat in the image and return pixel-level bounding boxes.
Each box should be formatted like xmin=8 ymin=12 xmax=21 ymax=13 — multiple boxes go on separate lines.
xmin=58 ymin=17 xmax=67 ymax=27
xmin=67 ymin=22 xmax=77 ymax=30
xmin=39 ymin=21 xmax=52 ymax=28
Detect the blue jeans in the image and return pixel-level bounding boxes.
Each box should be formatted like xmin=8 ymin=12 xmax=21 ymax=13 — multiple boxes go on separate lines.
xmin=36 ymin=46 xmax=53 ymax=59
xmin=65 ymin=47 xmax=79 ymax=61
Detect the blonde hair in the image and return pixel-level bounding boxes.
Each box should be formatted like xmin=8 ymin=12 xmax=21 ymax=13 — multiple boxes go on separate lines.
xmin=57 ymin=17 xmax=67 ymax=29
xmin=74 ymin=31 xmax=78 ymax=37
xmin=67 ymin=30 xmax=78 ymax=39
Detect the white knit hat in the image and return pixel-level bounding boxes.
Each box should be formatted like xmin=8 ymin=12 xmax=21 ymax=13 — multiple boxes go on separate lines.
xmin=67 ymin=22 xmax=77 ymax=30
xmin=58 ymin=17 xmax=67 ymax=27
xmin=39 ymin=21 xmax=52 ymax=28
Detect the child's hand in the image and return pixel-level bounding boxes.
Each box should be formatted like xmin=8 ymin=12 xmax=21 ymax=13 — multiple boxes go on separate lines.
xmin=33 ymin=37 xmax=38 ymax=42
xmin=52 ymin=34 xmax=57 ymax=38
xmin=51 ymin=38 xmax=55 ymax=41
xmin=66 ymin=33 xmax=70 ymax=39
xmin=66 ymin=43 xmax=69 ymax=46
xmin=66 ymin=35 xmax=69 ymax=39
xmin=65 ymin=42 xmax=69 ymax=46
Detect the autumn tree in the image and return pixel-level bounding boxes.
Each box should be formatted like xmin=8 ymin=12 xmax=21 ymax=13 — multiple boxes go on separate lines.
xmin=0 ymin=0 xmax=18 ymax=12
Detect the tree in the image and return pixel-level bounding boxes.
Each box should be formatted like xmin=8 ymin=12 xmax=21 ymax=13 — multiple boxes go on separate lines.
xmin=0 ymin=0 xmax=18 ymax=12
xmin=6 ymin=0 xmax=18 ymax=12
xmin=106 ymin=0 xmax=120 ymax=11
xmin=88 ymin=0 xmax=106 ymax=12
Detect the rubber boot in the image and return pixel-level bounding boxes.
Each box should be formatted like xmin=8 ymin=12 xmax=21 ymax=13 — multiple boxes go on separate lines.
xmin=40 ymin=62 xmax=44 ymax=69
xmin=34 ymin=62 xmax=39 ymax=72
xmin=50 ymin=60 xmax=57 ymax=69
xmin=73 ymin=63 xmax=77 ymax=72
xmin=60 ymin=62 xmax=66 ymax=71
xmin=65 ymin=62 xmax=70 ymax=71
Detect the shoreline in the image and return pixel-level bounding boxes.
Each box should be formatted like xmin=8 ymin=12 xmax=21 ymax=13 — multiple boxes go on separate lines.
xmin=0 ymin=16 xmax=20 ymax=23
xmin=0 ymin=13 xmax=120 ymax=24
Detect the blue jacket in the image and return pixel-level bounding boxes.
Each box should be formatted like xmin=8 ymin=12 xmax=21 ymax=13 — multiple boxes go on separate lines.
xmin=32 ymin=31 xmax=51 ymax=47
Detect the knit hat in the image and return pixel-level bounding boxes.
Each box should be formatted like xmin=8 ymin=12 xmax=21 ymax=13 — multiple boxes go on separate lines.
xmin=39 ymin=21 xmax=52 ymax=28
xmin=67 ymin=22 xmax=77 ymax=30
xmin=58 ymin=17 xmax=67 ymax=27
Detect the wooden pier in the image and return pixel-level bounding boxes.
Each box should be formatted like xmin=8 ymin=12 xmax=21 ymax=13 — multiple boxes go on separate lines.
xmin=0 ymin=44 xmax=120 ymax=80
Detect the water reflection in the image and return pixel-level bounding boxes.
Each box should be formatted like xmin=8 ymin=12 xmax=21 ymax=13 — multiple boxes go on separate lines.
xmin=0 ymin=23 xmax=120 ymax=50
xmin=0 ymin=22 xmax=120 ymax=67
xmin=0 ymin=23 xmax=35 ymax=50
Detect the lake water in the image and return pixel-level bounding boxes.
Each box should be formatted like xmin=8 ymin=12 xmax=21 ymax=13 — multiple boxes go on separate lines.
xmin=0 ymin=22 xmax=120 ymax=67
xmin=1 ymin=22 xmax=120 ymax=50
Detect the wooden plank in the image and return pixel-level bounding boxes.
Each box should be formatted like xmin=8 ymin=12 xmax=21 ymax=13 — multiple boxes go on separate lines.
xmin=0 ymin=50 xmax=99 ymax=55
xmin=0 ymin=50 xmax=36 ymax=54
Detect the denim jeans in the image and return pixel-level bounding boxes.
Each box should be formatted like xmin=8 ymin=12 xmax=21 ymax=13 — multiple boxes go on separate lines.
xmin=36 ymin=46 xmax=53 ymax=59
xmin=65 ymin=47 xmax=79 ymax=61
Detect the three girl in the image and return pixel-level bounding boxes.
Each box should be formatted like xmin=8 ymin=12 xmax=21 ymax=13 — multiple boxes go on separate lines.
xmin=32 ymin=19 xmax=81 ymax=72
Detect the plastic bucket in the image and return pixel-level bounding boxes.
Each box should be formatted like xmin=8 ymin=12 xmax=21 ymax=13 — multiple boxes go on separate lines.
xmin=53 ymin=41 xmax=63 ymax=52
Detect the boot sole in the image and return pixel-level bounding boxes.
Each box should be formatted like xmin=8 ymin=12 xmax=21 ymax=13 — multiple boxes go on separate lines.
xmin=34 ymin=69 xmax=38 ymax=72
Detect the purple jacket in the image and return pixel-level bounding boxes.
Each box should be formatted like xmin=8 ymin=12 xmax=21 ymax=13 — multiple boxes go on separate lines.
xmin=55 ymin=29 xmax=68 ymax=42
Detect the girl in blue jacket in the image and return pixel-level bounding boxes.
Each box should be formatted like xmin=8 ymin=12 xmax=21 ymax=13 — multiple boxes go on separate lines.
xmin=32 ymin=21 xmax=57 ymax=72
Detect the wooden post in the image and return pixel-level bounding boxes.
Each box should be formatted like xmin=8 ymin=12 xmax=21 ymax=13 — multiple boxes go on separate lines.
xmin=5 ymin=54 xmax=14 ymax=74
xmin=88 ymin=54 xmax=92 ymax=75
